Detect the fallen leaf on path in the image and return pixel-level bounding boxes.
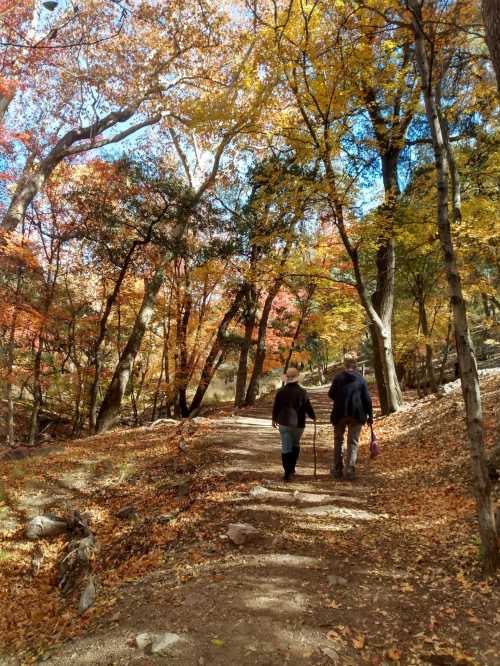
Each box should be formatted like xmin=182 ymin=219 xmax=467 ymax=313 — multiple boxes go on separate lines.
xmin=400 ymin=583 xmax=414 ymax=593
xmin=386 ymin=648 xmax=401 ymax=661
xmin=211 ymin=639 xmax=225 ymax=647
xmin=326 ymin=599 xmax=341 ymax=609
xmin=352 ymin=634 xmax=365 ymax=650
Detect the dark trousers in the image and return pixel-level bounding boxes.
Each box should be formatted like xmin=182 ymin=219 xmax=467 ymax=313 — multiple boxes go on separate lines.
xmin=333 ymin=416 xmax=362 ymax=471
xmin=279 ymin=425 xmax=304 ymax=476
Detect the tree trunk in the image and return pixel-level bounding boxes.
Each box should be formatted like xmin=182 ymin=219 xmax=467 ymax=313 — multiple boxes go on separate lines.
xmin=244 ymin=279 xmax=283 ymax=406
xmin=369 ymin=321 xmax=389 ymax=414
xmin=188 ymin=284 xmax=247 ymax=414
xmin=438 ymin=318 xmax=453 ymax=386
xmin=482 ymin=0 xmax=500 ymax=94
xmin=5 ymin=307 xmax=17 ymax=447
xmin=416 ymin=275 xmax=437 ymax=394
xmin=234 ymin=284 xmax=257 ymax=407
xmin=96 ymin=261 xmax=167 ymax=433
xmin=89 ymin=242 xmax=141 ymax=433
xmin=324 ymin=157 xmax=402 ymax=414
xmin=176 ymin=294 xmax=192 ymax=417
xmin=151 ymin=343 xmax=166 ymax=422
xmin=283 ymin=284 xmax=315 ymax=374
xmin=28 ymin=341 xmax=43 ymax=446
xmin=410 ymin=0 xmax=498 ymax=573
xmin=369 ymin=149 xmax=404 ymax=413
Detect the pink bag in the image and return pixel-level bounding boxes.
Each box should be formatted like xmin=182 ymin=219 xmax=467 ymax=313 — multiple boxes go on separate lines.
xmin=369 ymin=424 xmax=380 ymax=459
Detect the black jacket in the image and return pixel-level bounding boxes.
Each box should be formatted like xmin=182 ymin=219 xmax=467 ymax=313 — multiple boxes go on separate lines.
xmin=272 ymin=383 xmax=315 ymax=428
xmin=328 ymin=370 xmax=373 ymax=425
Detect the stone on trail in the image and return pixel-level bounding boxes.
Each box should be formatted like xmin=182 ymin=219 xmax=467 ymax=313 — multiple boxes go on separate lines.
xmin=25 ymin=515 xmax=67 ymax=540
xmin=151 ymin=632 xmax=183 ymax=653
xmin=250 ymin=485 xmax=271 ymax=498
xmin=227 ymin=522 xmax=260 ymax=545
xmin=321 ymin=646 xmax=340 ymax=663
xmin=135 ymin=633 xmax=153 ymax=650
xmin=135 ymin=631 xmax=183 ymax=653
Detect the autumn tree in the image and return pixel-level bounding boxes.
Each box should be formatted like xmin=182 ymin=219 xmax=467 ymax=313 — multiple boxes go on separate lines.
xmin=1 ymin=1 xmax=228 ymax=234
xmin=405 ymin=0 xmax=498 ymax=573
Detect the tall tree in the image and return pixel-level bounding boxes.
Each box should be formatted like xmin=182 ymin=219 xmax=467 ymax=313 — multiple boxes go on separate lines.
xmin=407 ymin=0 xmax=498 ymax=573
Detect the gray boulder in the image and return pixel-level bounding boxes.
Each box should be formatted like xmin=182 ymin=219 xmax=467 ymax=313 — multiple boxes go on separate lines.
xmin=25 ymin=515 xmax=67 ymax=540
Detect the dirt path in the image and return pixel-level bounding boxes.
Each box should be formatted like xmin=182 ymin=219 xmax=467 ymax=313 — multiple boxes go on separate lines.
xmin=38 ymin=386 xmax=389 ymax=666
xmin=4 ymin=379 xmax=500 ymax=665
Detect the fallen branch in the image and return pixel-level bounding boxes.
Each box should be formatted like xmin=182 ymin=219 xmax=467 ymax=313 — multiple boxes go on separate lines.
xmin=57 ymin=510 xmax=96 ymax=613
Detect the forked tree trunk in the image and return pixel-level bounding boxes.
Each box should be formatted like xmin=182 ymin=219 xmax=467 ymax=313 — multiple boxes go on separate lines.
xmin=89 ymin=241 xmax=141 ymax=433
xmin=335 ymin=219 xmax=401 ymax=414
xmin=234 ymin=284 xmax=257 ymax=407
xmin=409 ymin=0 xmax=498 ymax=573
xmin=371 ymin=150 xmax=404 ymax=413
xmin=324 ymin=158 xmax=402 ymax=414
xmin=96 ymin=261 xmax=167 ymax=433
xmin=188 ymin=284 xmax=247 ymax=414
xmin=244 ymin=278 xmax=283 ymax=406
xmin=361 ymin=82 xmax=407 ymax=414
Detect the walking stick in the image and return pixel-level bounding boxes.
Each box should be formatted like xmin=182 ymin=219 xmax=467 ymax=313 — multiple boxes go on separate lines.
xmin=313 ymin=420 xmax=317 ymax=478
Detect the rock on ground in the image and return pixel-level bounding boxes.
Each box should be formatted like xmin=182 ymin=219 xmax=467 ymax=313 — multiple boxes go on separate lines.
xmin=226 ymin=522 xmax=260 ymax=545
xmin=25 ymin=515 xmax=67 ymax=540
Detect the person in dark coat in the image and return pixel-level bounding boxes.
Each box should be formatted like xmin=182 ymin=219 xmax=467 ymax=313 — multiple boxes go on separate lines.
xmin=272 ymin=367 xmax=316 ymax=481
xmin=328 ymin=354 xmax=372 ymax=480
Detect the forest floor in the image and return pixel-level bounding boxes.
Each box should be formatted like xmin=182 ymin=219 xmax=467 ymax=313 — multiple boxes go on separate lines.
xmin=1 ymin=375 xmax=500 ymax=666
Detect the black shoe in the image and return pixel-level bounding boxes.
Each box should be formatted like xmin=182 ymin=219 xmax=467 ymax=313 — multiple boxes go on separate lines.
xmin=282 ymin=453 xmax=294 ymax=480
xmin=290 ymin=446 xmax=300 ymax=475
xmin=332 ymin=466 xmax=343 ymax=479
xmin=345 ymin=466 xmax=356 ymax=481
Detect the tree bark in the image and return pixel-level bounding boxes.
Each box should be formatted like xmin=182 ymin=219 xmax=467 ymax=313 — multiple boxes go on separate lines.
xmin=188 ymin=284 xmax=247 ymax=414
xmin=360 ymin=72 xmax=410 ymax=414
xmin=176 ymin=293 xmax=192 ymax=417
xmin=325 ymin=158 xmax=402 ymax=414
xmin=96 ymin=260 xmax=167 ymax=433
xmin=5 ymin=305 xmax=18 ymax=447
xmin=409 ymin=0 xmax=498 ymax=573
xmin=234 ymin=284 xmax=257 ymax=407
xmin=416 ymin=275 xmax=437 ymax=394
xmin=244 ymin=278 xmax=283 ymax=406
xmin=369 ymin=150 xmax=403 ymax=413
xmin=482 ymin=0 xmax=500 ymax=94
xmin=28 ymin=341 xmax=43 ymax=446
xmin=89 ymin=241 xmax=142 ymax=433
xmin=283 ymin=284 xmax=315 ymax=374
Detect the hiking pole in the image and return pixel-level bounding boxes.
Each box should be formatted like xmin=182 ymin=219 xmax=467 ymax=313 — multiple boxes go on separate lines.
xmin=313 ymin=420 xmax=317 ymax=478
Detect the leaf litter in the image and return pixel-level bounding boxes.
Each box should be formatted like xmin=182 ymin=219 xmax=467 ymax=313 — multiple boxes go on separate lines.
xmin=0 ymin=376 xmax=499 ymax=665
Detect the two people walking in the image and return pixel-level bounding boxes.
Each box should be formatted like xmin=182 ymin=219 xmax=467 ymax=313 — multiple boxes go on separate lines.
xmin=272 ymin=355 xmax=373 ymax=481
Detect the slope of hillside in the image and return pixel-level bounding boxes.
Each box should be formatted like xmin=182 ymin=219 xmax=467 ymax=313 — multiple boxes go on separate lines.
xmin=1 ymin=376 xmax=499 ymax=665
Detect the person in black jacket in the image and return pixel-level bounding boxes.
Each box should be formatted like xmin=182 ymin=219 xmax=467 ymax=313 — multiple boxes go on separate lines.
xmin=272 ymin=367 xmax=316 ymax=481
xmin=328 ymin=354 xmax=373 ymax=480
